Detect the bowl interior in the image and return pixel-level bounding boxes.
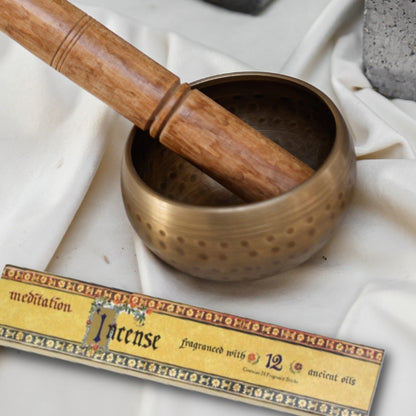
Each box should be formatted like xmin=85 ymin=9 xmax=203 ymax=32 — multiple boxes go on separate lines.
xmin=131 ymin=74 xmax=335 ymax=207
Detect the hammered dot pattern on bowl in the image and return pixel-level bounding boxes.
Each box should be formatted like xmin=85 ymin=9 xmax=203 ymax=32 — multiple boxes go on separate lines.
xmin=121 ymin=72 xmax=356 ymax=281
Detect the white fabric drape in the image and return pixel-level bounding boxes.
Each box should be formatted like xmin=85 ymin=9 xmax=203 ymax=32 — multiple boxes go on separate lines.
xmin=0 ymin=0 xmax=415 ymax=414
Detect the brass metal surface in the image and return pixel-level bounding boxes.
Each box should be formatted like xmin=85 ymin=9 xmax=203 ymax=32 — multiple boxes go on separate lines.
xmin=121 ymin=72 xmax=356 ymax=281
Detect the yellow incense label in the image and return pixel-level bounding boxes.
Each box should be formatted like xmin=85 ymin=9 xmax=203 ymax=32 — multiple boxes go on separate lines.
xmin=0 ymin=266 xmax=383 ymax=416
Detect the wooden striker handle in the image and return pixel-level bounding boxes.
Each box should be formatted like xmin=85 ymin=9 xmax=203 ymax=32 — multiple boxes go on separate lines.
xmin=0 ymin=0 xmax=314 ymax=201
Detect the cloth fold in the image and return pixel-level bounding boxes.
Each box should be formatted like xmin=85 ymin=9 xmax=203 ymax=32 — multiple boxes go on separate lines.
xmin=0 ymin=0 xmax=415 ymax=415
xmin=337 ymin=281 xmax=416 ymax=416
xmin=0 ymin=44 xmax=112 ymax=270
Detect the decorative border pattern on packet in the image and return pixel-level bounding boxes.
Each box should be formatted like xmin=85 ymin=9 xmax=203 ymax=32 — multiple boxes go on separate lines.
xmin=3 ymin=266 xmax=384 ymax=365
xmin=0 ymin=324 xmax=368 ymax=416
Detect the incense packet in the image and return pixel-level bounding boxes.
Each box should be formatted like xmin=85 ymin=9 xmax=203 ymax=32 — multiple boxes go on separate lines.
xmin=0 ymin=265 xmax=383 ymax=415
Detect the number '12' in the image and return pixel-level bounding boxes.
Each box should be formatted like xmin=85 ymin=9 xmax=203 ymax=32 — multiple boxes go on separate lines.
xmin=265 ymin=354 xmax=283 ymax=371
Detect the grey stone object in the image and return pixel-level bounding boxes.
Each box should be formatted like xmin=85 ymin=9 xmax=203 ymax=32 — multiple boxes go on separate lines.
xmin=363 ymin=0 xmax=416 ymax=101
xmin=203 ymin=0 xmax=274 ymax=15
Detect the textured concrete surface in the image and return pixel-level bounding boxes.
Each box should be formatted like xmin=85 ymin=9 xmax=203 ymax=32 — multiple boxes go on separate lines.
xmin=363 ymin=0 xmax=416 ymax=100
xmin=202 ymin=0 xmax=274 ymax=15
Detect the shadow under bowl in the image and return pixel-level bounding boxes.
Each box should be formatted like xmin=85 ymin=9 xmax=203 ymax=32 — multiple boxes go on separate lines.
xmin=121 ymin=72 xmax=356 ymax=281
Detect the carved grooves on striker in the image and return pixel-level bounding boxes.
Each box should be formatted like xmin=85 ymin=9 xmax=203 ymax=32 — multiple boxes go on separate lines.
xmin=50 ymin=14 xmax=93 ymax=71
xmin=149 ymin=83 xmax=191 ymax=139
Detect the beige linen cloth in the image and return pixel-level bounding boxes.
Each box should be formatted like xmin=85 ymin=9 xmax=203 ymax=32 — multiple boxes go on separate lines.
xmin=0 ymin=0 xmax=415 ymax=414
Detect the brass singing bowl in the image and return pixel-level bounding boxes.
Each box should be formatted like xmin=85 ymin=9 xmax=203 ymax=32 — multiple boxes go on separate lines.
xmin=121 ymin=72 xmax=356 ymax=281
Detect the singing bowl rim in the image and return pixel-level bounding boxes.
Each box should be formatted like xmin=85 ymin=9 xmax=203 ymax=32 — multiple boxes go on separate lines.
xmin=122 ymin=71 xmax=353 ymax=217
